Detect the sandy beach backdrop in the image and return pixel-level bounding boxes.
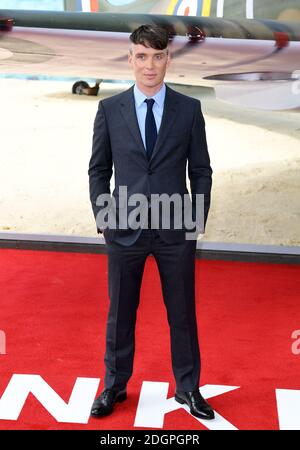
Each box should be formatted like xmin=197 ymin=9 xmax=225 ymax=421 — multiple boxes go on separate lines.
xmin=1 ymin=78 xmax=299 ymax=246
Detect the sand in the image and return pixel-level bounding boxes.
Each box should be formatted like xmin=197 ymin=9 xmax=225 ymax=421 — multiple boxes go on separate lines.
xmin=0 ymin=78 xmax=299 ymax=246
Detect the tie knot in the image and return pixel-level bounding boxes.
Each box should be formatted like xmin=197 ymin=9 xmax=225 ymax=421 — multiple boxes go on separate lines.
xmin=145 ymin=98 xmax=155 ymax=109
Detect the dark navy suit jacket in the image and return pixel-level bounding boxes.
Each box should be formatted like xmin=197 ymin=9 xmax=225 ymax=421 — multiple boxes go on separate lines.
xmin=88 ymin=85 xmax=212 ymax=246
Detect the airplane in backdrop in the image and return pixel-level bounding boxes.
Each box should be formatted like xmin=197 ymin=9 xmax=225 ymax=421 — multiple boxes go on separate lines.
xmin=0 ymin=0 xmax=300 ymax=110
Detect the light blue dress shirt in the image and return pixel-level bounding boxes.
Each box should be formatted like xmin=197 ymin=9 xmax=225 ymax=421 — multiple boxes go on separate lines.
xmin=133 ymin=83 xmax=166 ymax=150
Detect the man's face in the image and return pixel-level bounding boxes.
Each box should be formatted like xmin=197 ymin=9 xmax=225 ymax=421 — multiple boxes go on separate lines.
xmin=128 ymin=43 xmax=171 ymax=91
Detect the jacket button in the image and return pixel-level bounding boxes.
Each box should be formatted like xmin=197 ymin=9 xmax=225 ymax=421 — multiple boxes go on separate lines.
xmin=148 ymin=169 xmax=153 ymax=175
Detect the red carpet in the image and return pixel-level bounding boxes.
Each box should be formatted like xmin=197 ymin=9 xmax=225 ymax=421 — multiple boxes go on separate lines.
xmin=0 ymin=248 xmax=299 ymax=430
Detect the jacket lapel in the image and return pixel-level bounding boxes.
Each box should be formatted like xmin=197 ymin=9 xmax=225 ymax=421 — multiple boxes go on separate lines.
xmin=119 ymin=86 xmax=145 ymax=155
xmin=119 ymin=85 xmax=178 ymax=162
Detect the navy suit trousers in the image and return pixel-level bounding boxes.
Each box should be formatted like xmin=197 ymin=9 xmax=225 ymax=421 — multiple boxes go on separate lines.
xmin=103 ymin=227 xmax=201 ymax=392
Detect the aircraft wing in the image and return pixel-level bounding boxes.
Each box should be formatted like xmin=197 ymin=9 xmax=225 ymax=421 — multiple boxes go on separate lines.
xmin=1 ymin=10 xmax=300 ymax=110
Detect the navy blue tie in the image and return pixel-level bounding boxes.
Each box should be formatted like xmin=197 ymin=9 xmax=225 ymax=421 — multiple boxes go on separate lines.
xmin=144 ymin=98 xmax=157 ymax=160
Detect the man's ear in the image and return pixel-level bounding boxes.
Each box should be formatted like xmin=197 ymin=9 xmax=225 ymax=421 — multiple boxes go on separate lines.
xmin=128 ymin=50 xmax=132 ymax=64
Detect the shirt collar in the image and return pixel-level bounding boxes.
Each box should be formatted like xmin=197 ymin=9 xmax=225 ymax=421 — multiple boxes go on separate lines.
xmin=134 ymin=83 xmax=166 ymax=108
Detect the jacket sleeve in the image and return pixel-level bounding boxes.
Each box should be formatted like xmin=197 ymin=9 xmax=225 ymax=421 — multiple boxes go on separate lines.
xmin=88 ymin=101 xmax=113 ymax=234
xmin=188 ymin=100 xmax=213 ymax=233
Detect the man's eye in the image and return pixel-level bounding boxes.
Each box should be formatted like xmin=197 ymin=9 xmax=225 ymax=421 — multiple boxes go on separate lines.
xmin=136 ymin=55 xmax=145 ymax=59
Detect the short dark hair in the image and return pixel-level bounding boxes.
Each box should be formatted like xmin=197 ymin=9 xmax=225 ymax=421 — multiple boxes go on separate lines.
xmin=129 ymin=25 xmax=169 ymax=50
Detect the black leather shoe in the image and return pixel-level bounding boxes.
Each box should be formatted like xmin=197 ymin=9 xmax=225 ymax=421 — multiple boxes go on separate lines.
xmin=90 ymin=388 xmax=127 ymax=417
xmin=175 ymin=389 xmax=215 ymax=420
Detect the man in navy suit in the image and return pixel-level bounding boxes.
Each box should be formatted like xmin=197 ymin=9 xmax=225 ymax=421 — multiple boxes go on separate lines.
xmin=89 ymin=25 xmax=214 ymax=420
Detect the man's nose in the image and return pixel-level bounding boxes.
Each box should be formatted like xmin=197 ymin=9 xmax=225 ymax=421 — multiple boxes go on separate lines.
xmin=145 ymin=57 xmax=154 ymax=69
